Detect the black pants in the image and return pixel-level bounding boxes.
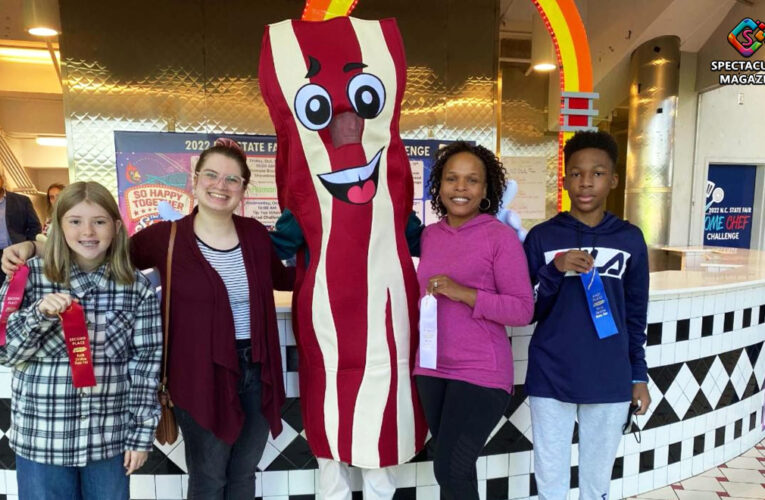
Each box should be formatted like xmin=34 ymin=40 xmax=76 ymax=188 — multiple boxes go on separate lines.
xmin=174 ymin=346 xmax=270 ymax=500
xmin=416 ymin=375 xmax=510 ymax=500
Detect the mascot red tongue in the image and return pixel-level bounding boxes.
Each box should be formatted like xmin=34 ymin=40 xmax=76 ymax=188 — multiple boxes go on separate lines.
xmin=259 ymin=12 xmax=426 ymax=468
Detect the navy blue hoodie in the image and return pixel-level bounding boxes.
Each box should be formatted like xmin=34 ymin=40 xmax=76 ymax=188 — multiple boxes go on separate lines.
xmin=523 ymin=212 xmax=649 ymax=403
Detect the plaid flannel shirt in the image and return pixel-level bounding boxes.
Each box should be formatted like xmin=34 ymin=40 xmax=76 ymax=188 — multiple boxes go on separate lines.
xmin=0 ymin=257 xmax=162 ymax=466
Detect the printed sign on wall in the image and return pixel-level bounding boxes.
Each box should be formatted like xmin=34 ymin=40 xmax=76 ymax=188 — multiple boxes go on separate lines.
xmin=503 ymin=156 xmax=547 ymax=220
xmin=115 ymin=132 xmax=277 ymax=234
xmin=704 ymin=164 xmax=757 ymax=248
xmin=115 ymin=131 xmax=456 ymax=234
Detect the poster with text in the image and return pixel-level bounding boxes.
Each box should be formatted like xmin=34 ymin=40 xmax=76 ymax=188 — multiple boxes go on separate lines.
xmin=115 ymin=132 xmax=276 ymax=234
xmin=704 ymin=164 xmax=756 ymax=248
xmin=115 ymin=132 xmax=456 ymax=234
xmin=502 ymin=156 xmax=547 ymax=219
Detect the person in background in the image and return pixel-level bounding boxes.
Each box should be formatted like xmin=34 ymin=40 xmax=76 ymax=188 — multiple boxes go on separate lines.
xmin=42 ymin=183 xmax=66 ymax=236
xmin=0 ymin=182 xmax=162 ymax=499
xmin=523 ymin=130 xmax=651 ymax=500
xmin=414 ymin=141 xmax=534 ymax=500
xmin=2 ymin=139 xmax=295 ymax=499
xmin=0 ymin=171 xmax=41 ymax=277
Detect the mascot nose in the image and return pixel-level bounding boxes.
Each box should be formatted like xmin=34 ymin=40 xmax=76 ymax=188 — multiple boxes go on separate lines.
xmin=330 ymin=111 xmax=364 ymax=148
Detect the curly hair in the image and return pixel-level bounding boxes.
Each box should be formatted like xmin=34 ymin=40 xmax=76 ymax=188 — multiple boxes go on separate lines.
xmin=563 ymin=130 xmax=618 ymax=170
xmin=427 ymin=141 xmax=507 ymax=219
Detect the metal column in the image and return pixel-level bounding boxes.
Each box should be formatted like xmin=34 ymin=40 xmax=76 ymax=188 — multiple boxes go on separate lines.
xmin=625 ymin=36 xmax=680 ymax=247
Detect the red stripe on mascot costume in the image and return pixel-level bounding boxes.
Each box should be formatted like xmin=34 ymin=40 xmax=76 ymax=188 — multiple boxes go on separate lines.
xmin=259 ymin=15 xmax=426 ymax=470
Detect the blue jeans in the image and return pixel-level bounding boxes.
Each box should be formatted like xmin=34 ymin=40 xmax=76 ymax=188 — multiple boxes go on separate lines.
xmin=16 ymin=454 xmax=128 ymax=500
xmin=175 ymin=346 xmax=270 ymax=500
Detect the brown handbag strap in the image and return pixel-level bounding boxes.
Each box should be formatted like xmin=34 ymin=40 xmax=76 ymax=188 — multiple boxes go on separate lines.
xmin=161 ymin=222 xmax=177 ymax=388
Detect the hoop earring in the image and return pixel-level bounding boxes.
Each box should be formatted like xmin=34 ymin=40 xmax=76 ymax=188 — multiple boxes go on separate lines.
xmin=480 ymin=198 xmax=491 ymax=211
xmin=435 ymin=194 xmax=442 ymax=206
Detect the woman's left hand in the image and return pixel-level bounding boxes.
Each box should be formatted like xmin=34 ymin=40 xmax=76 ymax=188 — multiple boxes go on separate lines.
xmin=427 ymin=275 xmax=477 ymax=307
xmin=124 ymin=450 xmax=148 ymax=475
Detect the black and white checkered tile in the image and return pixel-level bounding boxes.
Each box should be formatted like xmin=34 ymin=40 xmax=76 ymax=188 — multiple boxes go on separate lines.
xmin=0 ymin=285 xmax=763 ymax=499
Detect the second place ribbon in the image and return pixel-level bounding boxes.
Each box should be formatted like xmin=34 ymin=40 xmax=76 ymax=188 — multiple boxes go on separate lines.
xmin=60 ymin=302 xmax=97 ymax=388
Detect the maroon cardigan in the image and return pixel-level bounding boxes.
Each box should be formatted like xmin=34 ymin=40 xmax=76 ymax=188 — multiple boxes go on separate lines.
xmin=131 ymin=211 xmax=294 ymax=443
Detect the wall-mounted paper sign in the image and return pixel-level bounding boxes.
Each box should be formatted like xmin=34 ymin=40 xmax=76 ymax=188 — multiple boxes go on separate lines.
xmin=503 ymin=156 xmax=547 ymax=219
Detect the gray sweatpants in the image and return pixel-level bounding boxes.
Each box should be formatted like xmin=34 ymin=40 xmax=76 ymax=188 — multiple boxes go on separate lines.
xmin=529 ymin=396 xmax=629 ymax=500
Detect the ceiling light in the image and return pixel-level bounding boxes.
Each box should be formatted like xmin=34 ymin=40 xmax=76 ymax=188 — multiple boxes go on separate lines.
xmin=530 ymin=13 xmax=557 ymax=73
xmin=23 ymin=0 xmax=61 ymax=38
xmin=36 ymin=137 xmax=67 ymax=147
xmin=28 ymin=27 xmax=59 ymax=37
xmin=533 ymin=62 xmax=557 ymax=72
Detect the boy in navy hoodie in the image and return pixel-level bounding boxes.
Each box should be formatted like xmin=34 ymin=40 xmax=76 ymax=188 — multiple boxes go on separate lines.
xmin=523 ymin=130 xmax=651 ymax=500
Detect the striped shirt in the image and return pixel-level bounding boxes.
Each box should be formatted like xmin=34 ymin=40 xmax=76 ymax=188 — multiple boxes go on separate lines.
xmin=196 ymin=237 xmax=251 ymax=340
xmin=0 ymin=257 xmax=162 ymax=466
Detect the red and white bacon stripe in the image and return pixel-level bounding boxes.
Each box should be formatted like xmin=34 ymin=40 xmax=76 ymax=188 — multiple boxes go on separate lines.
xmin=259 ymin=17 xmax=427 ymax=468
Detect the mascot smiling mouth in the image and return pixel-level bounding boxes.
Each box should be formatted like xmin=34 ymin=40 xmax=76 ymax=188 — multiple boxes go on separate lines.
xmin=317 ymin=148 xmax=382 ymax=205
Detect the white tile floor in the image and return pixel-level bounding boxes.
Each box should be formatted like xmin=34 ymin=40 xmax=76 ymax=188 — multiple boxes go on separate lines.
xmin=631 ymin=440 xmax=765 ymax=500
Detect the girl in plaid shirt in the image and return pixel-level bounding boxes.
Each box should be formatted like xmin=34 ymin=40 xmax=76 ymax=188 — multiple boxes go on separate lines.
xmin=0 ymin=182 xmax=162 ymax=500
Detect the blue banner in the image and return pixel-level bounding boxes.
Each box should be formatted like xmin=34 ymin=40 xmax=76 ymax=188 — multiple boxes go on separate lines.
xmin=704 ymin=164 xmax=756 ymax=248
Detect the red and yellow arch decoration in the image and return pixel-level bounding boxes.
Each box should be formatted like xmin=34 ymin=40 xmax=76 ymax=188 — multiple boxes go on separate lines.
xmin=302 ymin=0 xmax=359 ymax=20
xmin=531 ymin=0 xmax=598 ymax=211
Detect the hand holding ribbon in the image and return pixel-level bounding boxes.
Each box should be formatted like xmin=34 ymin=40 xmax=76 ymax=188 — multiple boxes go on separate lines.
xmin=0 ymin=264 xmax=30 ymax=345
xmin=553 ymin=250 xmax=594 ymax=274
xmin=38 ymin=293 xmax=75 ymax=320
xmin=427 ymin=275 xmax=477 ymax=307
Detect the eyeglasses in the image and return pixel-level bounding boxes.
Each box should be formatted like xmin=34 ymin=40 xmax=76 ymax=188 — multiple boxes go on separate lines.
xmin=197 ymin=169 xmax=245 ymax=190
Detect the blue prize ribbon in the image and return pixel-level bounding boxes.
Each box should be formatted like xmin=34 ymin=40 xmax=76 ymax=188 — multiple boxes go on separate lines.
xmin=579 ymin=268 xmax=619 ymax=339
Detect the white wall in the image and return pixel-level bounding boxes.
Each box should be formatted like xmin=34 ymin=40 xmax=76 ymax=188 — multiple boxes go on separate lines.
xmin=668 ymin=51 xmax=698 ymax=246
xmin=688 ymin=84 xmax=765 ymax=248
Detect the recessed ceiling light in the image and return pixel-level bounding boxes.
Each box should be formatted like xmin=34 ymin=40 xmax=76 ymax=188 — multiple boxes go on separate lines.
xmin=533 ymin=63 xmax=557 ymax=72
xmin=36 ymin=137 xmax=67 ymax=147
xmin=28 ymin=27 xmax=59 ymax=37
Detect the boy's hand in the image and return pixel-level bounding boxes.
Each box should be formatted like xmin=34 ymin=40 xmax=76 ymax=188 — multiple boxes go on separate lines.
xmin=632 ymin=382 xmax=651 ymax=415
xmin=2 ymin=241 xmax=36 ymax=277
xmin=553 ymin=250 xmax=594 ymax=273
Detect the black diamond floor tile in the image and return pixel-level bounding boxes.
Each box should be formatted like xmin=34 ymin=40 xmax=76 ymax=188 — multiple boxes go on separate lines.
xmin=281 ymin=398 xmax=304 ymax=434
xmin=482 ymin=420 xmax=532 ymax=454
xmin=139 ymin=444 xmax=185 ymax=475
xmin=746 ymin=342 xmax=763 ymax=366
xmin=0 ymin=436 xmax=15 ymax=469
xmin=649 ymin=364 xmax=682 ymax=394
xmin=645 ymin=398 xmax=680 ymax=430
xmin=685 ymin=391 xmax=713 ymax=420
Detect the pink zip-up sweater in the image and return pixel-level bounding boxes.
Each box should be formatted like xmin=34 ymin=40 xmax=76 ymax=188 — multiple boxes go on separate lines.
xmin=414 ymin=214 xmax=534 ymax=393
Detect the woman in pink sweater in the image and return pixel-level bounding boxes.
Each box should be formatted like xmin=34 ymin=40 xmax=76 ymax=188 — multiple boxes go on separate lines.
xmin=415 ymin=142 xmax=534 ymax=500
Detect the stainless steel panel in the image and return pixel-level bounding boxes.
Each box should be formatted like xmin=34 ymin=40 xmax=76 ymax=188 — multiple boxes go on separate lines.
xmin=626 ymin=35 xmax=680 ymax=247
xmin=58 ymin=0 xmax=500 ymax=193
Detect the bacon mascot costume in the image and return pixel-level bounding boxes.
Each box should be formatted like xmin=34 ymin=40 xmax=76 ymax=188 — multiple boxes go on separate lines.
xmin=258 ymin=11 xmax=426 ymax=497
